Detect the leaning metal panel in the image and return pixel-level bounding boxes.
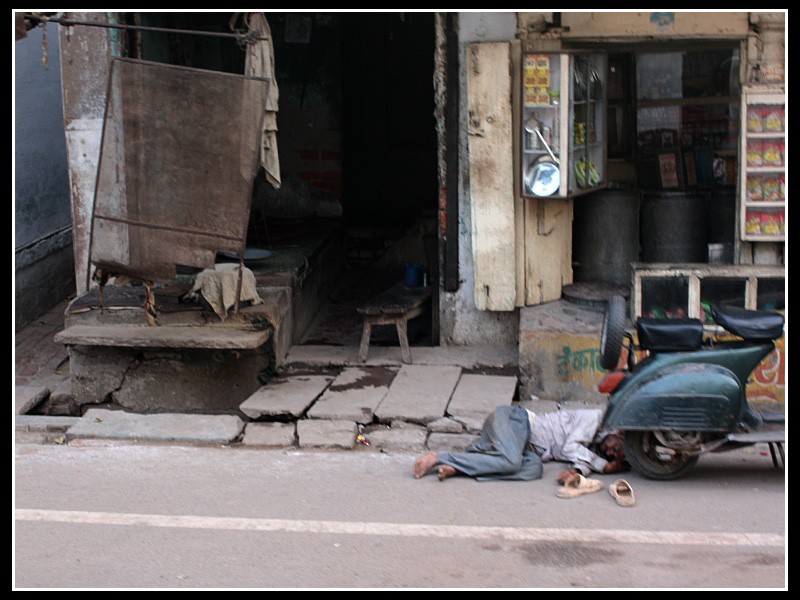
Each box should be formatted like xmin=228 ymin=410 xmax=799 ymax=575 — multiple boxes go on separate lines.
xmin=90 ymin=57 xmax=270 ymax=282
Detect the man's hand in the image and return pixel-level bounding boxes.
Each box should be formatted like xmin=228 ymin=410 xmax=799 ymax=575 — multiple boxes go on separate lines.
xmin=603 ymin=459 xmax=625 ymax=474
xmin=556 ymin=468 xmax=578 ymax=485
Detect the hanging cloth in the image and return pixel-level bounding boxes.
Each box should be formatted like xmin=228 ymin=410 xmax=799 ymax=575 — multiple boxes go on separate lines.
xmin=243 ymin=12 xmax=281 ymax=190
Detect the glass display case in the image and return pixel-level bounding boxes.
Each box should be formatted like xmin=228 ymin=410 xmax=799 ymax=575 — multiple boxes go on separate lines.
xmin=739 ymin=87 xmax=785 ymax=242
xmin=521 ymin=51 xmax=607 ymax=199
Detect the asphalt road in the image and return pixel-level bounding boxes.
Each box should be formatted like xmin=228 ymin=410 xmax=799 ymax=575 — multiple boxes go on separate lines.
xmin=14 ymin=441 xmax=786 ymax=590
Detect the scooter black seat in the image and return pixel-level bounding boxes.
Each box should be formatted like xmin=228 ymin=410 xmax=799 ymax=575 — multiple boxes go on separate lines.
xmin=636 ymin=317 xmax=704 ymax=352
xmin=711 ymin=304 xmax=784 ymax=340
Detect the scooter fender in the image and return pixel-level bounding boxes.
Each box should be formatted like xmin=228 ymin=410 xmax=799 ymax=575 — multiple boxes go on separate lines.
xmin=603 ymin=362 xmax=743 ymax=431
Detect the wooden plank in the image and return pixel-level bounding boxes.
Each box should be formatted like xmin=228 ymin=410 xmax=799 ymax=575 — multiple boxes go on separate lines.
xmin=561 ymin=12 xmax=749 ymax=39
xmin=467 ymin=41 xmax=516 ymax=311
xmin=55 ymin=324 xmax=270 ymax=349
xmin=510 ymin=40 xmax=526 ymax=308
xmin=524 ymin=197 xmax=573 ymax=305
xmin=357 ymin=283 xmax=431 ymax=315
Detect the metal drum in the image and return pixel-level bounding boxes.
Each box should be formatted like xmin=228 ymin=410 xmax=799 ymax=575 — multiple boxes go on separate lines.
xmin=572 ymin=188 xmax=640 ymax=286
xmin=640 ymin=190 xmax=708 ymax=263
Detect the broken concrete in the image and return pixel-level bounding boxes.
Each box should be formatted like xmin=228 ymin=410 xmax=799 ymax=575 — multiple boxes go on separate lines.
xmin=445 ymin=373 xmax=518 ymax=419
xmin=239 ymin=374 xmax=333 ymax=419
xmin=365 ymin=423 xmax=428 ymax=452
xmin=15 ymin=385 xmax=50 ymax=415
xmin=296 ymin=419 xmax=358 ymax=449
xmin=306 ymin=366 xmax=396 ymax=423
xmin=241 ymin=421 xmax=297 ymax=448
xmin=374 ymin=364 xmax=462 ymax=424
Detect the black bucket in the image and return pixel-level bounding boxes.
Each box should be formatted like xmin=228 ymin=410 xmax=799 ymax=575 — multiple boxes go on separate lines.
xmin=640 ymin=190 xmax=708 ymax=263
xmin=572 ymin=188 xmax=640 ymax=286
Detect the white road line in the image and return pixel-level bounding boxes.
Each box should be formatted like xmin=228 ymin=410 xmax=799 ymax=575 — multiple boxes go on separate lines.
xmin=15 ymin=509 xmax=784 ymax=548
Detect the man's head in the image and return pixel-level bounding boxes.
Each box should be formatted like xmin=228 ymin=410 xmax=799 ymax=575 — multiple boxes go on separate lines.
xmin=598 ymin=432 xmax=625 ymax=463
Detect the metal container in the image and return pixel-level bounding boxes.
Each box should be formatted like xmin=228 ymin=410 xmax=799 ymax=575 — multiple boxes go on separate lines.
xmin=640 ymin=190 xmax=708 ymax=263
xmin=572 ymin=188 xmax=640 ymax=286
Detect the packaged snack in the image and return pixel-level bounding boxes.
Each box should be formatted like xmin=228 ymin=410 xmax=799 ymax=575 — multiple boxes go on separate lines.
xmin=761 ymin=212 xmax=780 ymax=236
xmin=747 ymin=176 xmax=764 ymax=202
xmin=745 ymin=213 xmax=762 ymax=235
xmin=764 ymin=106 xmax=784 ymax=132
xmin=762 ymin=139 xmax=783 ymax=167
xmin=780 ymin=174 xmax=785 ymax=200
xmin=747 ymin=106 xmax=764 ymax=132
xmin=763 ymin=176 xmax=780 ymax=202
xmin=746 ymin=141 xmax=763 ymax=167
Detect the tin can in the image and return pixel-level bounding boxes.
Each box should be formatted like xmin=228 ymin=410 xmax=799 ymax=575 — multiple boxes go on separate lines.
xmin=542 ymin=126 xmax=552 ymax=147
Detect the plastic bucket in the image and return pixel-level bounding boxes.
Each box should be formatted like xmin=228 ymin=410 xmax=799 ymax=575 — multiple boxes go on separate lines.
xmin=404 ymin=264 xmax=427 ymax=287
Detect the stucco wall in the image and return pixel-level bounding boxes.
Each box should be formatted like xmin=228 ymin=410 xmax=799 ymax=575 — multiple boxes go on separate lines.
xmin=14 ymin=20 xmax=75 ymax=330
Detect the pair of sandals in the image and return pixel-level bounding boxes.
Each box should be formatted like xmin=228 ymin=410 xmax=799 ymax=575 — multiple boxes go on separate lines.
xmin=556 ymin=473 xmax=636 ymax=507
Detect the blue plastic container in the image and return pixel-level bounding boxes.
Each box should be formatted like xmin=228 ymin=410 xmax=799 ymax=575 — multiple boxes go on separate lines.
xmin=404 ymin=264 xmax=427 ymax=287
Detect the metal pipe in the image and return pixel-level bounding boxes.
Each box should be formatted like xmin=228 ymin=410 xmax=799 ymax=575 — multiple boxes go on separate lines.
xmin=22 ymin=13 xmax=270 ymax=41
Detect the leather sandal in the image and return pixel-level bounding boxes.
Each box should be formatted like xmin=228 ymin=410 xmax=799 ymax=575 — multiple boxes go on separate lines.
xmin=555 ymin=473 xmax=604 ymax=498
xmin=608 ymin=479 xmax=636 ymax=507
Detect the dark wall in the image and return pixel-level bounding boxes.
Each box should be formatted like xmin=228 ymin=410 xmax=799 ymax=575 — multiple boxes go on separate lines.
xmin=15 ymin=21 xmax=76 ymax=330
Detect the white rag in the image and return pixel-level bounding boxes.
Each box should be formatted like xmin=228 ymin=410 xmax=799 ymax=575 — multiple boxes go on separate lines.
xmin=244 ymin=12 xmax=281 ymax=190
xmin=191 ymin=263 xmax=263 ymax=321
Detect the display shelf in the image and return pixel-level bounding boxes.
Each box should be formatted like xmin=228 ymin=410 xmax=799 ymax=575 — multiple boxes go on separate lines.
xmin=521 ymin=51 xmax=606 ymax=199
xmin=739 ymin=87 xmax=785 ymax=243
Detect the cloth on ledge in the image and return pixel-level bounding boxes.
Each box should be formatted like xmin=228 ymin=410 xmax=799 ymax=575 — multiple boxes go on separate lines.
xmin=191 ymin=263 xmax=263 ymax=321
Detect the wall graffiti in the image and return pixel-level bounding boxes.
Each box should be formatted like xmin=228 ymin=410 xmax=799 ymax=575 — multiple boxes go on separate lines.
xmin=556 ymin=346 xmax=603 ymax=379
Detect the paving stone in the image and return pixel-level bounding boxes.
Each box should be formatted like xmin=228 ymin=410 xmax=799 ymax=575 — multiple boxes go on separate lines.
xmin=306 ymin=366 xmax=395 ymax=423
xmin=297 ymin=419 xmax=358 ymax=449
xmin=366 ymin=423 xmax=427 ymax=451
xmin=427 ymin=417 xmax=464 ymax=433
xmin=240 ymin=375 xmax=333 ymax=419
xmin=451 ymin=414 xmax=487 ymax=434
xmin=375 ymin=365 xmax=462 ymax=424
xmin=446 ymin=373 xmax=518 ymax=419
xmin=241 ymin=422 xmax=296 ymax=448
xmin=65 ymin=408 xmax=245 ymax=445
xmin=15 ymin=385 xmax=49 ymax=415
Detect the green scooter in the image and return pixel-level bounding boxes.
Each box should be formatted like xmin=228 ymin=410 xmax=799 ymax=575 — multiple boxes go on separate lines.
xmin=597 ymin=295 xmax=785 ymax=480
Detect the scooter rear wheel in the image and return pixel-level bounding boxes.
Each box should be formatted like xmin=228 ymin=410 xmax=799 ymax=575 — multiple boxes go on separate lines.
xmin=624 ymin=430 xmax=700 ymax=480
xmin=600 ymin=294 xmax=627 ymax=370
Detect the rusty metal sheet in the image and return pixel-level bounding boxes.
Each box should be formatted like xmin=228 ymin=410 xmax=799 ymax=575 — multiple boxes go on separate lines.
xmin=89 ymin=57 xmax=270 ymax=282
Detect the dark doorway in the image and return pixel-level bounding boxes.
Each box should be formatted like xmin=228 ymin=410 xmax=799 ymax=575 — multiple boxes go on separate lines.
xmin=300 ymin=12 xmax=439 ymax=348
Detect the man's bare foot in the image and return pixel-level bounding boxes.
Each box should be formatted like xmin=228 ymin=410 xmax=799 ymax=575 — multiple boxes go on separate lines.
xmin=413 ymin=451 xmax=439 ymax=478
xmin=437 ymin=465 xmax=458 ymax=481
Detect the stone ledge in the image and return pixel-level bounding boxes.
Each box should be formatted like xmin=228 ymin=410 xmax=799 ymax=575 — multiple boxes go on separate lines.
xmin=56 ymin=324 xmax=271 ymax=350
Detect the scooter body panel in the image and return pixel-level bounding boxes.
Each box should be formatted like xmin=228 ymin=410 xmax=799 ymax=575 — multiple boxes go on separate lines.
xmin=604 ymin=363 xmax=741 ymax=430
xmin=603 ymin=342 xmax=775 ymax=433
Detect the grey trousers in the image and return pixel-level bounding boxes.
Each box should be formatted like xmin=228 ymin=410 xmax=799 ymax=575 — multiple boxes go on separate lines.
xmin=437 ymin=405 xmax=543 ymax=481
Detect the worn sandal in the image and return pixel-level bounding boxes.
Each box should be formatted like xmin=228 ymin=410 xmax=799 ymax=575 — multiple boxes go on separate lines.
xmin=555 ymin=473 xmax=604 ymax=498
xmin=608 ymin=479 xmax=636 ymax=507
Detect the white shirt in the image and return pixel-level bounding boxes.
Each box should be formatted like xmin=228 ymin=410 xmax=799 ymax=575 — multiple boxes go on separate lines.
xmin=525 ymin=408 xmax=610 ymax=475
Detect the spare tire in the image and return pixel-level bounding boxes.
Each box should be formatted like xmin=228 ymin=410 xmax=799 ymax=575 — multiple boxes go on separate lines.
xmin=600 ymin=294 xmax=627 ymax=370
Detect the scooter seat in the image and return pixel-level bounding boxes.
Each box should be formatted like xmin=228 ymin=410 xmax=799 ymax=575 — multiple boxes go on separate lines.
xmin=636 ymin=317 xmax=704 ymax=351
xmin=712 ymin=304 xmax=784 ymax=340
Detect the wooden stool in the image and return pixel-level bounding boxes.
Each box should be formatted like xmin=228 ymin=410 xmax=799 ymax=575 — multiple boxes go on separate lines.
xmin=357 ymin=282 xmax=431 ymax=363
